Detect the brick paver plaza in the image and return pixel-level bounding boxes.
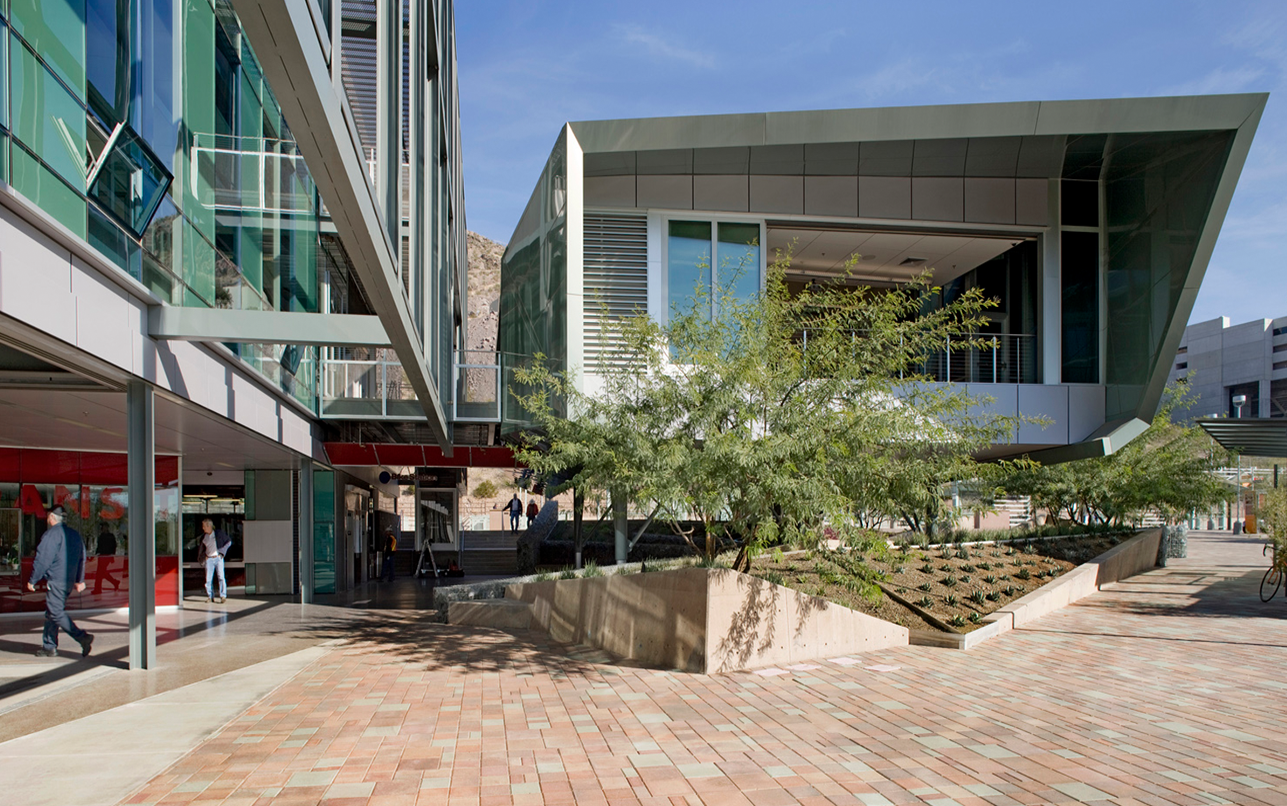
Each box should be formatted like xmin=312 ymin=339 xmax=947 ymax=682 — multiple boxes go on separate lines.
xmin=111 ymin=533 xmax=1287 ymax=804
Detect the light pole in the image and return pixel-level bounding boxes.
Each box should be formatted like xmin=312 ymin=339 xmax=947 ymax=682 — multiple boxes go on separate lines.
xmin=1233 ymin=394 xmax=1246 ymax=532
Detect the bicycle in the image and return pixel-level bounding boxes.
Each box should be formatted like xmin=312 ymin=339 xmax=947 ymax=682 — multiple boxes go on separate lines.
xmin=1261 ymin=540 xmax=1287 ymax=602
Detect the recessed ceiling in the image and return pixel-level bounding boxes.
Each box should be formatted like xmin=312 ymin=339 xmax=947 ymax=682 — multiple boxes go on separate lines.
xmin=0 ymin=389 xmax=302 ymax=472
xmin=768 ymin=226 xmax=1027 ymax=286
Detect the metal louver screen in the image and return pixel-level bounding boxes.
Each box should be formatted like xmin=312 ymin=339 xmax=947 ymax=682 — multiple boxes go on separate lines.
xmin=584 ymin=213 xmax=648 ymax=371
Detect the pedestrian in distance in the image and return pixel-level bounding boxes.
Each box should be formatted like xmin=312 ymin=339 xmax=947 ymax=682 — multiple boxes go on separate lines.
xmin=507 ymin=493 xmax=522 ymax=532
xmin=92 ymin=526 xmax=120 ymax=594
xmin=200 ymin=518 xmax=232 ymax=603
xmin=27 ymin=505 xmax=93 ymax=658
xmin=526 ymin=498 xmax=539 ymax=528
xmin=381 ymin=527 xmax=397 ymax=582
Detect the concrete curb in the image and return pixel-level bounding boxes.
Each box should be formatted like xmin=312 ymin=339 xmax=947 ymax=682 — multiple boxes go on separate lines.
xmin=908 ymin=528 xmax=1163 ymax=650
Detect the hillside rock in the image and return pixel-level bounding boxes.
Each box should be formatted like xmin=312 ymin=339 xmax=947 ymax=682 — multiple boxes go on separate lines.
xmin=466 ymin=231 xmax=503 ymax=354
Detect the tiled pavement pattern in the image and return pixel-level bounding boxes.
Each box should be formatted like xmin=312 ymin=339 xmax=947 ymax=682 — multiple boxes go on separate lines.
xmin=122 ymin=532 xmax=1287 ymax=806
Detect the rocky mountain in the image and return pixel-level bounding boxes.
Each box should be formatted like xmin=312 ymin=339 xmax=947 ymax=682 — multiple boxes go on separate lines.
xmin=465 ymin=230 xmax=503 ymax=354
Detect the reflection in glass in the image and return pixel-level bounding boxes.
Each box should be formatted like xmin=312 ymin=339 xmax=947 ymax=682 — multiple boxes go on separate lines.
xmin=668 ymin=220 xmax=712 ymax=320
xmin=717 ymin=222 xmax=761 ymax=310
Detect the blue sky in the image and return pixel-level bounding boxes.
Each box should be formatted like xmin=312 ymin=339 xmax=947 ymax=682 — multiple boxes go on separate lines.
xmin=456 ymin=0 xmax=1286 ymax=326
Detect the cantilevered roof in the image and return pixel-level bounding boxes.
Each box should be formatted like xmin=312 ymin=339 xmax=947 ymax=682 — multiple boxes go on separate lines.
xmin=568 ymin=94 xmax=1267 ymax=155
xmin=1198 ymin=418 xmax=1287 ymax=458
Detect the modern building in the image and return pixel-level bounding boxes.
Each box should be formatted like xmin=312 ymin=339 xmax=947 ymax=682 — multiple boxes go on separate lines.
xmin=0 ymin=0 xmax=471 ymax=667
xmin=500 ymin=95 xmax=1266 ymax=462
xmin=1169 ymin=316 xmax=1287 ymax=420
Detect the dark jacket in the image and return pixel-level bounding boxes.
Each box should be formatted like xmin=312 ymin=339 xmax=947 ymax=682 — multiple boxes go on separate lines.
xmin=30 ymin=524 xmax=86 ymax=588
xmin=508 ymin=497 xmax=522 ymax=514
xmin=96 ymin=531 xmax=117 ymax=556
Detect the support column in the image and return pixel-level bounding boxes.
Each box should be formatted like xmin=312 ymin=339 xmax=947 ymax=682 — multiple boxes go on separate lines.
xmin=299 ymin=463 xmax=314 ymax=604
xmin=613 ymin=491 xmax=628 ymax=566
xmin=1042 ymin=178 xmax=1062 ymax=384
xmin=127 ymin=381 xmax=156 ymax=670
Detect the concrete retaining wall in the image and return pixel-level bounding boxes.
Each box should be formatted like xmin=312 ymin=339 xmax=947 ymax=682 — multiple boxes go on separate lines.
xmin=506 ymin=567 xmax=908 ymax=674
xmin=994 ymin=527 xmax=1162 ymax=631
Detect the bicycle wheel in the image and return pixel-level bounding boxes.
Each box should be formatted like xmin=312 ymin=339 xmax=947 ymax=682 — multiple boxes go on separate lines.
xmin=1260 ymin=566 xmax=1282 ymax=602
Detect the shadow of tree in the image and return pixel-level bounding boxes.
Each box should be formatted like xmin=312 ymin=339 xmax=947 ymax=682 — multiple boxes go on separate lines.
xmin=713 ymin=574 xmax=831 ymax=673
xmin=272 ymin=611 xmax=614 ymax=675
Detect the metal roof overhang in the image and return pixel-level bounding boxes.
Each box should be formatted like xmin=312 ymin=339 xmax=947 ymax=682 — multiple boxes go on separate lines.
xmin=1197 ymin=418 xmax=1287 ymax=458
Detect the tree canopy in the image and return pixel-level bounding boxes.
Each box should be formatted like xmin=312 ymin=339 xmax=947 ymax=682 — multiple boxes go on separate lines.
xmin=513 ymin=250 xmax=1015 ymax=569
xmin=994 ymin=382 xmax=1233 ymax=526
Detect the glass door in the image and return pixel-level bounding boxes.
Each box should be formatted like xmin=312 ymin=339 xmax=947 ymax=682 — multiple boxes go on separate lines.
xmin=0 ymin=508 xmax=19 ymax=576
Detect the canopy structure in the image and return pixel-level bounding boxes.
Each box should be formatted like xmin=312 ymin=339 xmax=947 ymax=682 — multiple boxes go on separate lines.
xmin=1197 ymin=418 xmax=1287 ymax=458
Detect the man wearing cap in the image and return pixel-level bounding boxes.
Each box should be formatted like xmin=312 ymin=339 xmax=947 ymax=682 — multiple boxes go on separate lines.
xmin=200 ymin=518 xmax=232 ymax=604
xmin=26 ymin=505 xmax=93 ymax=658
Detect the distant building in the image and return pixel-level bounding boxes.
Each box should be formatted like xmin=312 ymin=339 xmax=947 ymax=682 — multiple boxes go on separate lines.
xmin=1169 ymin=317 xmax=1287 ymax=419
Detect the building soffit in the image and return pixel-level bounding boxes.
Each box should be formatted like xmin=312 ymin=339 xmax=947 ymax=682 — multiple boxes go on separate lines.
xmin=230 ymin=0 xmax=451 ymax=449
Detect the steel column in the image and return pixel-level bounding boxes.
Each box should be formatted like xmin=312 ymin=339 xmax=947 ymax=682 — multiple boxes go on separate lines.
xmin=127 ymin=381 xmax=156 ymax=670
xmin=613 ymin=491 xmax=628 ymax=566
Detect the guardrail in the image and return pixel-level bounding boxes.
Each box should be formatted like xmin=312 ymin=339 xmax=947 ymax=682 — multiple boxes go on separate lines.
xmin=800 ymin=331 xmax=1038 ymax=385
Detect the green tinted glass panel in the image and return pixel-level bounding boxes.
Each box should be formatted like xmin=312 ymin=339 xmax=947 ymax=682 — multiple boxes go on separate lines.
xmin=668 ymin=220 xmax=712 ymax=319
xmin=718 ymin=222 xmax=760 ymax=306
xmin=0 ymin=26 xmax=7 ymax=131
xmin=9 ymin=0 xmax=85 ymax=100
xmin=1103 ymin=131 xmax=1233 ymax=419
xmin=184 ymin=216 xmax=215 ymax=304
xmin=1061 ymin=231 xmax=1099 ymax=384
xmin=180 ymin=0 xmax=214 ymax=242
xmin=313 ymin=470 xmax=335 ymax=594
xmin=10 ymin=143 xmax=85 ymax=237
xmin=10 ymin=36 xmax=87 ymax=190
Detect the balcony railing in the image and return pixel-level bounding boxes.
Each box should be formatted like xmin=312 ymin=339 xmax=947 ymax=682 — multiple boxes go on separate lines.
xmin=799 ymin=331 xmax=1038 ymax=385
xmin=318 ymin=349 xmax=562 ymax=423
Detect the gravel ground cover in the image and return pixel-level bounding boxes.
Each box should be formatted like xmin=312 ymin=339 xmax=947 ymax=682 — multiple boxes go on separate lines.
xmin=753 ymin=531 xmax=1130 ymax=632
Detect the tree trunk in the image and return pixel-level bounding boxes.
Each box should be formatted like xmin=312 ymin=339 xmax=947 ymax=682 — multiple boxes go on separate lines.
xmin=572 ymin=488 xmax=585 ymax=569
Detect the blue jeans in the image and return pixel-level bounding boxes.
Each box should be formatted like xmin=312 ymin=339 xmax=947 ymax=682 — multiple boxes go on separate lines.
xmin=204 ymin=555 xmax=226 ymax=598
xmin=42 ymin=583 xmax=87 ymax=650
xmin=510 ymin=512 xmax=520 ymax=531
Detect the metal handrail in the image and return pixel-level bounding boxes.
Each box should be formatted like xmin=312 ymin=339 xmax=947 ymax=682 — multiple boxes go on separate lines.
xmin=798 ymin=330 xmax=1039 ymax=385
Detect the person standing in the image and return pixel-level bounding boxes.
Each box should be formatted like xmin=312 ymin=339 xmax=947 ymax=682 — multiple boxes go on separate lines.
xmin=26 ymin=505 xmax=93 ymax=658
xmin=507 ymin=494 xmax=522 ymax=532
xmin=200 ymin=518 xmax=232 ymax=603
xmin=525 ymin=498 xmax=539 ymax=528
xmin=92 ymin=526 xmax=120 ymax=594
xmin=381 ymin=527 xmax=397 ymax=582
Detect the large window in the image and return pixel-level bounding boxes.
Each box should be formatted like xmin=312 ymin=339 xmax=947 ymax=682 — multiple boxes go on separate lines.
xmin=665 ymin=219 xmax=762 ymax=321
xmin=1061 ymin=231 xmax=1099 ymax=384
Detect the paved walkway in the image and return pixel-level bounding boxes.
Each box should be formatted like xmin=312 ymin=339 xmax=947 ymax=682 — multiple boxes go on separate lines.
xmin=8 ymin=531 xmax=1287 ymax=806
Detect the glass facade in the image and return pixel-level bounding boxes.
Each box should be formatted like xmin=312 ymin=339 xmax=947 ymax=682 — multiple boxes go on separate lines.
xmin=1101 ymin=131 xmax=1234 ymax=419
xmin=499 ymin=129 xmax=568 ymax=429
xmin=1061 ymin=230 xmax=1099 ymax=384
xmin=0 ymin=0 xmax=322 ymax=409
xmin=0 ymin=448 xmax=180 ymax=614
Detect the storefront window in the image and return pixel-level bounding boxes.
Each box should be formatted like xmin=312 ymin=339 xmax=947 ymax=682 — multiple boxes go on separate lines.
xmin=0 ymin=451 xmax=180 ymax=613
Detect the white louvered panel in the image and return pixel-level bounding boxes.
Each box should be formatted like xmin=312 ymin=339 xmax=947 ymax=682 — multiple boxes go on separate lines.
xmin=584 ymin=213 xmax=648 ymax=372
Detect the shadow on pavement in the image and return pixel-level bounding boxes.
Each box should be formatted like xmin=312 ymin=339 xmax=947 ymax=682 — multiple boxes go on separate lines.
xmin=273 ymin=611 xmax=613 ymax=675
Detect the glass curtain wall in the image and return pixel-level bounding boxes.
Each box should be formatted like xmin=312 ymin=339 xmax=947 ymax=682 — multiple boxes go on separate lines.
xmin=0 ymin=0 xmax=322 ymax=410
xmin=498 ymin=129 xmax=568 ymax=430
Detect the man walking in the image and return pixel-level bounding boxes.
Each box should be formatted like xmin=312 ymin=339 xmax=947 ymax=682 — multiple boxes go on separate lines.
xmin=26 ymin=505 xmax=93 ymax=658
xmin=200 ymin=518 xmax=232 ymax=603
xmin=92 ymin=526 xmax=119 ymax=594
xmin=381 ymin=527 xmax=397 ymax=582
xmin=507 ymin=493 xmax=523 ymax=532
